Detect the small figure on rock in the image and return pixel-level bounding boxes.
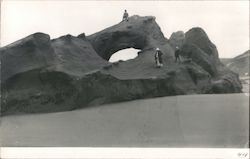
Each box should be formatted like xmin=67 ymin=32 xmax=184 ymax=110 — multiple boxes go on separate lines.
xmin=122 ymin=10 xmax=129 ymax=22
xmin=155 ymin=48 xmax=163 ymax=68
xmin=175 ymin=46 xmax=181 ymax=63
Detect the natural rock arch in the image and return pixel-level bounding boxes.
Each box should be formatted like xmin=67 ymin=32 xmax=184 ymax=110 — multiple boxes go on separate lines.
xmin=0 ymin=15 xmax=243 ymax=116
xmin=109 ymin=48 xmax=141 ymax=63
xmin=78 ymin=15 xmax=174 ymax=61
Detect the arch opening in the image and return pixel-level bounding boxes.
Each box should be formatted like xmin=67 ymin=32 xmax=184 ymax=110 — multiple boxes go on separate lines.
xmin=109 ymin=48 xmax=141 ymax=63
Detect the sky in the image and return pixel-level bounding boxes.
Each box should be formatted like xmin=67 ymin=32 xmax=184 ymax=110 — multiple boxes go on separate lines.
xmin=1 ymin=0 xmax=249 ymax=59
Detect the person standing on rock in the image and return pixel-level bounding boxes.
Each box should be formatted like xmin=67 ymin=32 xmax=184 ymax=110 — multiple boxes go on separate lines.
xmin=122 ymin=10 xmax=129 ymax=21
xmin=155 ymin=48 xmax=163 ymax=68
xmin=175 ymin=46 xmax=181 ymax=63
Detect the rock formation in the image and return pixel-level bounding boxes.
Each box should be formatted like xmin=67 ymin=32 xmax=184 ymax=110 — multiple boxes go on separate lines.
xmin=0 ymin=15 xmax=242 ymax=116
xmin=168 ymin=31 xmax=185 ymax=49
xmin=81 ymin=15 xmax=173 ymax=61
xmin=169 ymin=27 xmax=242 ymax=93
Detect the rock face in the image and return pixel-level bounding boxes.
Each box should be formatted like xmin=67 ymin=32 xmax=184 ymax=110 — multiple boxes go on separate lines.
xmin=50 ymin=34 xmax=109 ymax=76
xmin=1 ymin=33 xmax=56 ymax=82
xmin=82 ymin=15 xmax=173 ymax=60
xmin=169 ymin=27 xmax=242 ymax=93
xmin=0 ymin=15 xmax=242 ymax=116
xmin=168 ymin=31 xmax=185 ymax=49
xmin=1 ymin=33 xmax=109 ymax=115
xmin=185 ymin=27 xmax=220 ymax=63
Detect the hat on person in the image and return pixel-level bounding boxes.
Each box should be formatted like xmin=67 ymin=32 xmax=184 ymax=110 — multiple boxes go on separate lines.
xmin=156 ymin=48 xmax=160 ymax=51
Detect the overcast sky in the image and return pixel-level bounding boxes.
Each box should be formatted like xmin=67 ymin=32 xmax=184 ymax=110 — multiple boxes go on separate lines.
xmin=1 ymin=0 xmax=249 ymax=59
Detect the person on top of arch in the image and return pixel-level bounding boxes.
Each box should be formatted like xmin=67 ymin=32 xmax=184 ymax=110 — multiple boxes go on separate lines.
xmin=122 ymin=10 xmax=129 ymax=22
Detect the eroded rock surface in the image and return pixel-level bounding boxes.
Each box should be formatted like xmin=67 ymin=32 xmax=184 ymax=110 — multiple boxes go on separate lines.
xmin=0 ymin=15 xmax=242 ymax=115
xmin=169 ymin=27 xmax=242 ymax=93
xmin=83 ymin=15 xmax=173 ymax=60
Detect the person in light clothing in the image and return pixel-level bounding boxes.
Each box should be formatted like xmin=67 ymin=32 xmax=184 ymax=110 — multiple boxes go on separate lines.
xmin=155 ymin=48 xmax=163 ymax=68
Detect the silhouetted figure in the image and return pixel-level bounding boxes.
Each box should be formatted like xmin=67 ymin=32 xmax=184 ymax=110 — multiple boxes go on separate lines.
xmin=155 ymin=48 xmax=163 ymax=68
xmin=123 ymin=10 xmax=129 ymax=21
xmin=175 ymin=46 xmax=181 ymax=63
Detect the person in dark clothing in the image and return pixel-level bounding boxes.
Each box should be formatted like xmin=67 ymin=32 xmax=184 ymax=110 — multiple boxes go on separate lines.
xmin=123 ymin=10 xmax=129 ymax=21
xmin=175 ymin=46 xmax=181 ymax=63
xmin=155 ymin=48 xmax=163 ymax=68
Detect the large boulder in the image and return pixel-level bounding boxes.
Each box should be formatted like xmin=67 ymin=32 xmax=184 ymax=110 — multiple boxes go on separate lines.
xmin=179 ymin=43 xmax=217 ymax=76
xmin=0 ymin=16 xmax=242 ymax=116
xmin=169 ymin=27 xmax=242 ymax=92
xmin=168 ymin=31 xmax=185 ymax=49
xmin=185 ymin=27 xmax=220 ymax=63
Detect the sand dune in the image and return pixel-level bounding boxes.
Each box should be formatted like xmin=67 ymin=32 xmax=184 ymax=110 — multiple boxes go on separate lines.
xmin=0 ymin=93 xmax=248 ymax=147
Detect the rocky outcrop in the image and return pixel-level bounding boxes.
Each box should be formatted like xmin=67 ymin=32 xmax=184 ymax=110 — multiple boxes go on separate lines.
xmin=50 ymin=34 xmax=109 ymax=76
xmin=1 ymin=33 xmax=109 ymax=115
xmin=0 ymin=33 xmax=56 ymax=82
xmin=179 ymin=43 xmax=217 ymax=76
xmin=185 ymin=27 xmax=220 ymax=63
xmin=168 ymin=31 xmax=185 ymax=49
xmin=82 ymin=15 xmax=173 ymax=60
xmin=0 ymin=15 xmax=242 ymax=116
xmin=169 ymin=27 xmax=242 ymax=93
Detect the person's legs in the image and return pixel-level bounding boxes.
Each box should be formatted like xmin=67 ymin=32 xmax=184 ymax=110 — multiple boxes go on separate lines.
xmin=178 ymin=56 xmax=181 ymax=62
xmin=156 ymin=60 xmax=160 ymax=67
xmin=156 ymin=59 xmax=162 ymax=68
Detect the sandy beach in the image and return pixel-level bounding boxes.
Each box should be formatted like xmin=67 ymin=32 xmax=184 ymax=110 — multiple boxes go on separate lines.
xmin=0 ymin=93 xmax=248 ymax=147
